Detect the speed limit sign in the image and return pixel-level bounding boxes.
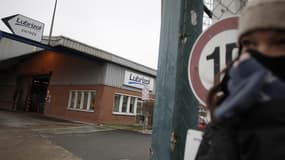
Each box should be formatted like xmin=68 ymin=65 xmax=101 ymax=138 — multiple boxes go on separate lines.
xmin=188 ymin=17 xmax=239 ymax=105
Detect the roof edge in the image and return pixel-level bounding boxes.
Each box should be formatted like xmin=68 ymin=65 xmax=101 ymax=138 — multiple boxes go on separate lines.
xmin=42 ymin=36 xmax=157 ymax=76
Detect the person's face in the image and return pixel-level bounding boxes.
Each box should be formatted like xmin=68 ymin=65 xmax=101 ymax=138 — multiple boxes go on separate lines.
xmin=240 ymin=30 xmax=285 ymax=57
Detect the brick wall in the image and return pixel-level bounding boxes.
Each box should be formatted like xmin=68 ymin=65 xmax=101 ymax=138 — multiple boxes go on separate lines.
xmin=45 ymin=84 xmax=142 ymax=125
xmin=97 ymin=85 xmax=141 ymax=125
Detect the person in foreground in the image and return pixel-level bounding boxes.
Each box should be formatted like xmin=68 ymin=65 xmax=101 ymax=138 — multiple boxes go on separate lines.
xmin=195 ymin=0 xmax=285 ymax=160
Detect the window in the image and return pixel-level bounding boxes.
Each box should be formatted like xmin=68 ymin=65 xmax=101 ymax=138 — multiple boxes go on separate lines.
xmin=112 ymin=93 xmax=142 ymax=116
xmin=136 ymin=98 xmax=143 ymax=115
xmin=90 ymin=92 xmax=96 ymax=110
xmin=68 ymin=90 xmax=96 ymax=112
xmin=76 ymin=91 xmax=82 ymax=109
xmin=82 ymin=92 xmax=88 ymax=110
xmin=113 ymin=94 xmax=120 ymax=112
xmin=69 ymin=91 xmax=76 ymax=108
xmin=129 ymin=97 xmax=136 ymax=113
xmin=122 ymin=96 xmax=128 ymax=112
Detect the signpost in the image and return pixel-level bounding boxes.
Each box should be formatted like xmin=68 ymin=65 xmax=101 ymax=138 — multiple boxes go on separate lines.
xmin=152 ymin=0 xmax=203 ymax=159
xmin=188 ymin=17 xmax=239 ymax=105
xmin=2 ymin=14 xmax=44 ymax=42
xmin=142 ymin=85 xmax=150 ymax=100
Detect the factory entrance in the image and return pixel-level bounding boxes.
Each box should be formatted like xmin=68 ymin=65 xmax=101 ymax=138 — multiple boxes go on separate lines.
xmin=28 ymin=74 xmax=50 ymax=113
xmin=0 ymin=30 xmax=55 ymax=113
xmin=13 ymin=73 xmax=51 ymax=113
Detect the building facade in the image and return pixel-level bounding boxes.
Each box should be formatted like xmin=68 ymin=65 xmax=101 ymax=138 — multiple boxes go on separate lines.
xmin=0 ymin=34 xmax=156 ymax=125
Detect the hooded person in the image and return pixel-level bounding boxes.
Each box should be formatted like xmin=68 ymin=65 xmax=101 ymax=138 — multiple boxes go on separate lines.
xmin=195 ymin=0 xmax=285 ymax=160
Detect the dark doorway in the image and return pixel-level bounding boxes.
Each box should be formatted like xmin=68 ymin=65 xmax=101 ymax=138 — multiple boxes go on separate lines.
xmin=13 ymin=73 xmax=51 ymax=113
xmin=28 ymin=74 xmax=51 ymax=113
xmin=13 ymin=76 xmax=32 ymax=112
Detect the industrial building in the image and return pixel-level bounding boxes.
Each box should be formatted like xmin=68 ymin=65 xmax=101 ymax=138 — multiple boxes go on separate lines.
xmin=0 ymin=31 xmax=156 ymax=125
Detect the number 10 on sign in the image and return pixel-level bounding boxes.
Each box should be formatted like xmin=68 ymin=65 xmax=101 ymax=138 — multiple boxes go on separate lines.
xmin=188 ymin=17 xmax=239 ymax=105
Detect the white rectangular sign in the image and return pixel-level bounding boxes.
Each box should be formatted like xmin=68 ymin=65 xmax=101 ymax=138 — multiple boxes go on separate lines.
xmin=2 ymin=14 xmax=44 ymax=42
xmin=142 ymin=85 xmax=150 ymax=100
xmin=124 ymin=70 xmax=154 ymax=91
xmin=184 ymin=129 xmax=203 ymax=160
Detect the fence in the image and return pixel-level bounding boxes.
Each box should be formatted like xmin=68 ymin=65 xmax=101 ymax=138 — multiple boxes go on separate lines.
xmin=203 ymin=0 xmax=248 ymax=29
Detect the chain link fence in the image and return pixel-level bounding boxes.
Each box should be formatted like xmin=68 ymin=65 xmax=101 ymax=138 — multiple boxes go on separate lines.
xmin=203 ymin=0 xmax=248 ymax=30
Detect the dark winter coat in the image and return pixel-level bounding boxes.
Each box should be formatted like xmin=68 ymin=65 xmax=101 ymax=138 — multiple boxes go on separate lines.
xmin=195 ymin=120 xmax=240 ymax=160
xmin=196 ymin=55 xmax=285 ymax=160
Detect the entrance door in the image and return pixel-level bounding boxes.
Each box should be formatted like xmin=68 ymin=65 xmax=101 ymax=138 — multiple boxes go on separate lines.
xmin=13 ymin=74 xmax=51 ymax=113
xmin=13 ymin=76 xmax=32 ymax=111
xmin=28 ymin=74 xmax=51 ymax=113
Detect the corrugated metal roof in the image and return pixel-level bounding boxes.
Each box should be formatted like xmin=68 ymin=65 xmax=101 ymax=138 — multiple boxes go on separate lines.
xmin=42 ymin=36 xmax=157 ymax=77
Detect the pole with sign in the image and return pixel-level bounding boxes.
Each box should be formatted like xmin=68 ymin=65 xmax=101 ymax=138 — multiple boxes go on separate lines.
xmin=142 ymin=85 xmax=149 ymax=131
xmin=152 ymin=0 xmax=203 ymax=159
xmin=188 ymin=16 xmax=239 ymax=105
xmin=2 ymin=14 xmax=44 ymax=42
xmin=142 ymin=85 xmax=150 ymax=101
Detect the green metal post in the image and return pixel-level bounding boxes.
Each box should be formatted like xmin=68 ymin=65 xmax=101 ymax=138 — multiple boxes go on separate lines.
xmin=172 ymin=0 xmax=203 ymax=159
xmin=151 ymin=0 xmax=203 ymax=160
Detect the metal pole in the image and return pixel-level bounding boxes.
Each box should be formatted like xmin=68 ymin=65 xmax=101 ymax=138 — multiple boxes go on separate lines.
xmin=171 ymin=0 xmax=203 ymax=159
xmin=151 ymin=0 xmax=182 ymax=159
xmin=151 ymin=0 xmax=203 ymax=159
xmin=48 ymin=0 xmax=57 ymax=45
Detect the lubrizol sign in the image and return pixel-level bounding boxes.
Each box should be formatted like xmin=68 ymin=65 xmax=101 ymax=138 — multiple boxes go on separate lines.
xmin=2 ymin=14 xmax=44 ymax=42
xmin=124 ymin=70 xmax=154 ymax=91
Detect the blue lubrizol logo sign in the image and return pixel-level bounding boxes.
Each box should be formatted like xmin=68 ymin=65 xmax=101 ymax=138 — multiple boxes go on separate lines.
xmin=124 ymin=70 xmax=154 ymax=90
xmin=128 ymin=73 xmax=150 ymax=85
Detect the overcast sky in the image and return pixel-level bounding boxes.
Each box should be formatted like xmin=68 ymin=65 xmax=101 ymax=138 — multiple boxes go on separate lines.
xmin=0 ymin=0 xmax=161 ymax=69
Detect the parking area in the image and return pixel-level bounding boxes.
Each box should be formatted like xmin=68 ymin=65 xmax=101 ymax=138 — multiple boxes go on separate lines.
xmin=0 ymin=110 xmax=103 ymax=160
xmin=0 ymin=110 xmax=151 ymax=160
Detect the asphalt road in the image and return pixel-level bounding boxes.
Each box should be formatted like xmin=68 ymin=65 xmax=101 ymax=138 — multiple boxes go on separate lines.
xmin=48 ymin=130 xmax=152 ymax=160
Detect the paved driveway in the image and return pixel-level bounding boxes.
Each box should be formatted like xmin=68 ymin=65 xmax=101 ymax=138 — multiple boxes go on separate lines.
xmin=0 ymin=110 xmax=82 ymax=160
xmin=0 ymin=110 xmax=151 ymax=160
xmin=48 ymin=130 xmax=151 ymax=160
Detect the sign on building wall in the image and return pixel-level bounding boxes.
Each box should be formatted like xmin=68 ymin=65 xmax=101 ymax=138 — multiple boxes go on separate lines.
xmin=124 ymin=70 xmax=154 ymax=91
xmin=142 ymin=85 xmax=150 ymax=100
xmin=2 ymin=14 xmax=44 ymax=42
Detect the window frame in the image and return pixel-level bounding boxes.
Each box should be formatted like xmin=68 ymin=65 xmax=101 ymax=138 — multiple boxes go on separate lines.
xmin=67 ymin=90 xmax=96 ymax=112
xmin=112 ymin=93 xmax=142 ymax=116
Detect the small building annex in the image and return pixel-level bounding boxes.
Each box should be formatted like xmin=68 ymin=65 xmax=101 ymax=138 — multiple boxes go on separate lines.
xmin=0 ymin=32 xmax=156 ymax=125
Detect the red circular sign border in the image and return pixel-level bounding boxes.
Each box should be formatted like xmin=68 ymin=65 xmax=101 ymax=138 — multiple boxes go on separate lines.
xmin=188 ymin=17 xmax=238 ymax=105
